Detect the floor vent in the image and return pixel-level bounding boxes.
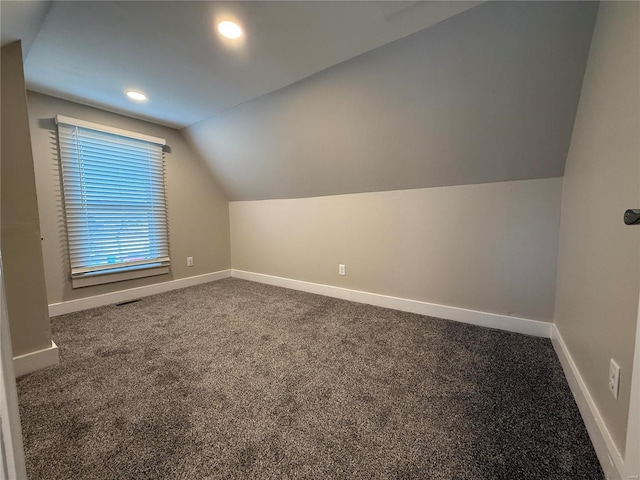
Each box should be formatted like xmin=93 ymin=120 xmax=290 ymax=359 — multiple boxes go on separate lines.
xmin=115 ymin=299 xmax=141 ymax=306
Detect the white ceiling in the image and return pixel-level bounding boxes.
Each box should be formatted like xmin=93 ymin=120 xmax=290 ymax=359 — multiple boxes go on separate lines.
xmin=1 ymin=1 xmax=481 ymax=128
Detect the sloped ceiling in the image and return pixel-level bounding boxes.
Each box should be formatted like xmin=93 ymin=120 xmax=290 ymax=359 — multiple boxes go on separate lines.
xmin=3 ymin=1 xmax=598 ymax=202
xmin=184 ymin=1 xmax=599 ymax=200
xmin=12 ymin=1 xmax=481 ymax=128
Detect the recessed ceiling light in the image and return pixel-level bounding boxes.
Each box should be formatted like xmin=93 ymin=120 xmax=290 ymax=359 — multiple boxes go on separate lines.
xmin=125 ymin=90 xmax=147 ymax=102
xmin=217 ymin=21 xmax=243 ymax=39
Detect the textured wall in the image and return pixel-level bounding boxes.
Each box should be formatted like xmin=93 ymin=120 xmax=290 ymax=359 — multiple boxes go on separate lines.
xmin=554 ymin=2 xmax=640 ymax=454
xmin=185 ymin=1 xmax=597 ymax=201
xmin=27 ymin=92 xmax=231 ymax=305
xmin=1 ymin=42 xmax=52 ymax=356
xmin=231 ymin=178 xmax=562 ymax=321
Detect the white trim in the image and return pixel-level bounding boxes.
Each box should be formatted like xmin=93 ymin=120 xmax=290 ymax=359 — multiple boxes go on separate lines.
xmin=12 ymin=341 xmax=59 ymax=378
xmin=55 ymin=114 xmax=166 ymax=145
xmin=624 ymin=294 xmax=640 ymax=479
xmin=72 ymin=258 xmax=170 ymax=275
xmin=48 ymin=269 xmax=231 ymax=316
xmin=72 ymin=265 xmax=169 ymax=288
xmin=550 ymin=325 xmax=625 ymax=480
xmin=231 ymin=270 xmax=552 ymax=338
xmin=1 ymin=254 xmax=27 ymax=478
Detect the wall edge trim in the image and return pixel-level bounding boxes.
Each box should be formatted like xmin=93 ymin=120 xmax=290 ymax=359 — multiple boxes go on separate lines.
xmin=231 ymin=270 xmax=552 ymax=337
xmin=13 ymin=341 xmax=59 ymax=378
xmin=551 ymin=324 xmax=625 ymax=479
xmin=48 ymin=269 xmax=232 ymax=317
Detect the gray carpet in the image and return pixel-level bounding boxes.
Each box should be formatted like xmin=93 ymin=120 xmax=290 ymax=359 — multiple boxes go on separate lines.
xmin=17 ymin=278 xmax=603 ymax=479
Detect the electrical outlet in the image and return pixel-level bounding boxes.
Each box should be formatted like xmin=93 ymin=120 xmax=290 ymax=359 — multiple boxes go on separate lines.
xmin=187 ymin=256 xmax=194 ymax=267
xmin=339 ymin=264 xmax=346 ymax=276
xmin=609 ymin=358 xmax=620 ymax=399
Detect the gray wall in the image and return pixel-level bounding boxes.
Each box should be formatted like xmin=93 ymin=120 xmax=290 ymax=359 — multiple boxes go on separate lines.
xmin=554 ymin=2 xmax=639 ymax=454
xmin=27 ymin=92 xmax=231 ymax=305
xmin=1 ymin=42 xmax=52 ymax=356
xmin=184 ymin=1 xmax=597 ymax=201
xmin=231 ymin=178 xmax=562 ymax=321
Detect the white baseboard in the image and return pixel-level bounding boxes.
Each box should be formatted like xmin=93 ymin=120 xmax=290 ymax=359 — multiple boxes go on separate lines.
xmin=49 ymin=269 xmax=231 ymax=317
xmin=231 ymin=270 xmax=552 ymax=338
xmin=551 ymin=325 xmax=625 ymax=480
xmin=13 ymin=341 xmax=59 ymax=378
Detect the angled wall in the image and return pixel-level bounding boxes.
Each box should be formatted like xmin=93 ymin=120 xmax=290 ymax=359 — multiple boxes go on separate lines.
xmin=187 ymin=1 xmax=597 ymax=328
xmin=1 ymin=41 xmax=51 ymax=357
xmin=184 ymin=1 xmax=597 ymax=201
xmin=554 ymin=1 xmax=639 ymax=458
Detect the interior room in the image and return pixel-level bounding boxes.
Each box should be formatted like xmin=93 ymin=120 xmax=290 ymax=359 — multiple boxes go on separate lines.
xmin=1 ymin=1 xmax=638 ymax=479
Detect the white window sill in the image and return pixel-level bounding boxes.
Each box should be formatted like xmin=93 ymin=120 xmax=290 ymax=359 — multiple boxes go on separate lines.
xmin=71 ymin=264 xmax=170 ymax=288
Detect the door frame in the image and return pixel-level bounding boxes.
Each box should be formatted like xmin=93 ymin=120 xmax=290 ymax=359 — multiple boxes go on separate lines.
xmin=625 ymin=296 xmax=640 ymax=478
xmin=0 ymin=255 xmax=27 ymax=480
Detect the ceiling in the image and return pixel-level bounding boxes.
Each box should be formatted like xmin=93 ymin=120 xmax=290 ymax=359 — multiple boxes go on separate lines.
xmin=184 ymin=0 xmax=599 ymax=200
xmin=1 ymin=1 xmax=482 ymax=129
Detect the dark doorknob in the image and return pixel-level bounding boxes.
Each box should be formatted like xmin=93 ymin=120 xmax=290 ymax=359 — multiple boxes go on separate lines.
xmin=624 ymin=209 xmax=640 ymax=225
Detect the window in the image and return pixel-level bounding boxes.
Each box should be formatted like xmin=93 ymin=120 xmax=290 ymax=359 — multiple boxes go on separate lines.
xmin=56 ymin=115 xmax=170 ymax=288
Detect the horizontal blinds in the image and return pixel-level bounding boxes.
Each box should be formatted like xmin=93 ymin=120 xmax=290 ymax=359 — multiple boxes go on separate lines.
xmin=57 ymin=120 xmax=170 ymax=277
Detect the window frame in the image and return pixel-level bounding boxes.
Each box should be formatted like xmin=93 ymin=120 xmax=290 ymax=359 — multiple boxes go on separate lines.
xmin=55 ymin=115 xmax=171 ymax=288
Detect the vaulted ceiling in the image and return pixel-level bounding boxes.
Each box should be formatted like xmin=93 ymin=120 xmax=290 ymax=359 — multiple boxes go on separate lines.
xmin=183 ymin=1 xmax=599 ymax=200
xmin=2 ymin=0 xmax=481 ymax=128
xmin=2 ymin=1 xmax=599 ymax=201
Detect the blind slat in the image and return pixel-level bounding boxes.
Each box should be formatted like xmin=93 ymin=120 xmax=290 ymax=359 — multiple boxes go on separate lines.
xmin=60 ymin=163 xmax=165 ymax=177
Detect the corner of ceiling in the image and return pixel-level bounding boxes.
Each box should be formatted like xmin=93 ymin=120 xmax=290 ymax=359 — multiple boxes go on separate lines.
xmin=0 ymin=0 xmax=53 ymax=59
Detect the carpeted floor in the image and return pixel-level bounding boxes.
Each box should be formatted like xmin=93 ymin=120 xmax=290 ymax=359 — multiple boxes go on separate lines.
xmin=17 ymin=278 xmax=603 ymax=479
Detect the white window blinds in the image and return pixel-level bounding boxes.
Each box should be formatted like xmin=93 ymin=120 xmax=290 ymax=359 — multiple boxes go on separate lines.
xmin=56 ymin=116 xmax=170 ymax=283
